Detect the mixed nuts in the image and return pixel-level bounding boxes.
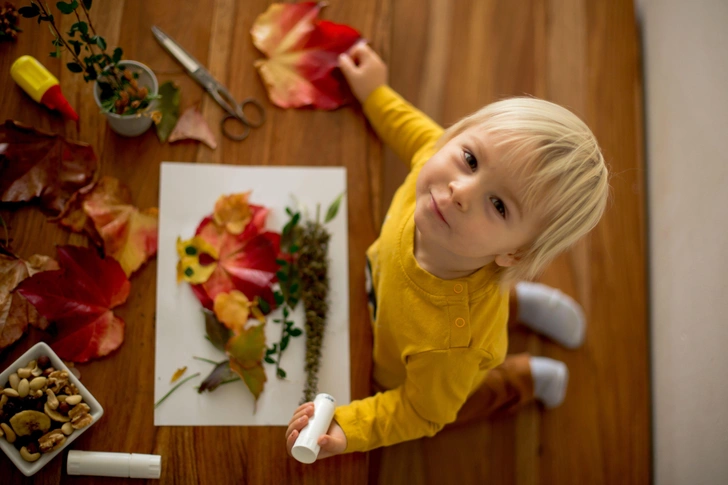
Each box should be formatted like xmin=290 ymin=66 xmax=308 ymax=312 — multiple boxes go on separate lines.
xmin=0 ymin=356 xmax=93 ymax=462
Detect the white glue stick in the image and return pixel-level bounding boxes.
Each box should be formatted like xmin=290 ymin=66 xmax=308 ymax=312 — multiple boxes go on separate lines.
xmin=67 ymin=450 xmax=161 ymax=479
xmin=291 ymin=393 xmax=337 ymax=464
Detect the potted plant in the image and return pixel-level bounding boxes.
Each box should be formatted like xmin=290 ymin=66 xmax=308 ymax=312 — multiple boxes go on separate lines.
xmin=19 ymin=0 xmax=159 ymax=137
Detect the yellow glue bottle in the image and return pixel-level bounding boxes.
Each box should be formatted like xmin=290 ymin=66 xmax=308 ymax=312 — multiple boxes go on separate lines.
xmin=10 ymin=55 xmax=79 ymax=121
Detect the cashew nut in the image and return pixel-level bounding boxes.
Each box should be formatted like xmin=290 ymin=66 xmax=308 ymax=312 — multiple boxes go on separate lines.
xmin=20 ymin=446 xmax=41 ymax=462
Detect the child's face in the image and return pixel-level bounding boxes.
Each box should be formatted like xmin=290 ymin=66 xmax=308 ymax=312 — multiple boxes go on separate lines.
xmin=414 ymin=127 xmax=543 ymax=267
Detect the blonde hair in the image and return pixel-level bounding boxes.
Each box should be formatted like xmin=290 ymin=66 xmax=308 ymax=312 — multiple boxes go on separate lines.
xmin=436 ymin=97 xmax=609 ymax=287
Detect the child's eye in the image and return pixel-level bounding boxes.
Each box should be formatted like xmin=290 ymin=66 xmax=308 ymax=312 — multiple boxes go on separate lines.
xmin=463 ymin=150 xmax=478 ymax=172
xmin=490 ymin=197 xmax=506 ymax=218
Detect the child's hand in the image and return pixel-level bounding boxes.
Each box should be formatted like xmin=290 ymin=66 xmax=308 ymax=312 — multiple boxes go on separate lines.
xmin=285 ymin=401 xmax=347 ymax=460
xmin=338 ymin=42 xmax=388 ymax=104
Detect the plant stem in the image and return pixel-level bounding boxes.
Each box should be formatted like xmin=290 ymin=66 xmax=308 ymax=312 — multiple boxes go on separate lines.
xmin=154 ymin=372 xmax=200 ymax=409
xmin=78 ymin=0 xmax=98 ymax=37
xmin=193 ymin=356 xmax=224 ymax=365
xmin=33 ymin=1 xmax=86 ymax=70
xmin=275 ymin=311 xmax=286 ymax=375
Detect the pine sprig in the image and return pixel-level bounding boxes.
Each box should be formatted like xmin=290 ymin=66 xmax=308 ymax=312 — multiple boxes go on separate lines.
xmin=299 ymin=216 xmax=331 ymax=404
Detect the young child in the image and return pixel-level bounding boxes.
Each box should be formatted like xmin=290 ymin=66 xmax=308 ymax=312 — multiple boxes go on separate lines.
xmin=285 ymin=43 xmax=608 ymax=458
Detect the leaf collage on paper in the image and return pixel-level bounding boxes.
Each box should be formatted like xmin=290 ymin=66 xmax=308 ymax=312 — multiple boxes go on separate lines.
xmin=251 ymin=2 xmax=362 ymax=109
xmin=177 ymin=192 xmax=280 ymax=405
xmin=0 ymin=121 xmax=158 ymax=360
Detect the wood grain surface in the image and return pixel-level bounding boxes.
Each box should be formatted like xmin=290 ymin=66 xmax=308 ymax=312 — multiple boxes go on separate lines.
xmin=0 ymin=0 xmax=648 ymax=484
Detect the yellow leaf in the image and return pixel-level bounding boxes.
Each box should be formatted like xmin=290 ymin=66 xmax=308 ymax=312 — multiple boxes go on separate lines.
xmin=176 ymin=236 xmax=219 ymax=284
xmin=170 ymin=366 xmax=187 ymax=383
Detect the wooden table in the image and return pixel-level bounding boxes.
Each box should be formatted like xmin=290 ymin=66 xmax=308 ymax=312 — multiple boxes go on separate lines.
xmin=1 ymin=1 xmax=377 ymax=483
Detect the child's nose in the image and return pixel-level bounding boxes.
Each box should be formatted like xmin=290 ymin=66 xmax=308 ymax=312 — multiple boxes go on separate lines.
xmin=448 ymin=181 xmax=470 ymax=211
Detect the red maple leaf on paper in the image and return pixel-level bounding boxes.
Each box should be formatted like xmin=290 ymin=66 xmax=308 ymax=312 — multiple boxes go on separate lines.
xmin=251 ymin=2 xmax=361 ymax=109
xmin=190 ymin=205 xmax=280 ymax=310
xmin=17 ymin=245 xmax=130 ymax=363
xmin=0 ymin=120 xmax=97 ymax=215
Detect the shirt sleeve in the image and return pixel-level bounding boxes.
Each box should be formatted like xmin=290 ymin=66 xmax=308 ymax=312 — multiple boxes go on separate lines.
xmin=362 ymin=85 xmax=445 ymax=169
xmin=333 ymin=348 xmax=486 ymax=453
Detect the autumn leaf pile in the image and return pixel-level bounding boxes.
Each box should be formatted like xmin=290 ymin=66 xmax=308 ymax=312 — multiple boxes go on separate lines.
xmin=0 ymin=120 xmax=158 ymax=362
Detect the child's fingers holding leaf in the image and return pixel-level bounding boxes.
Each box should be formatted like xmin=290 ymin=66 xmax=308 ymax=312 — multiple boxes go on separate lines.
xmin=339 ymin=43 xmax=388 ymax=104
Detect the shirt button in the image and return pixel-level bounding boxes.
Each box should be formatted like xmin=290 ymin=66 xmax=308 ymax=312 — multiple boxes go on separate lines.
xmin=455 ymin=318 xmax=466 ymax=327
xmin=453 ymin=284 xmax=463 ymax=294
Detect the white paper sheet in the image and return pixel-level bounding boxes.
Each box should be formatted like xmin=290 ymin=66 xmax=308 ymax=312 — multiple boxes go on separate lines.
xmin=154 ymin=162 xmax=350 ymax=426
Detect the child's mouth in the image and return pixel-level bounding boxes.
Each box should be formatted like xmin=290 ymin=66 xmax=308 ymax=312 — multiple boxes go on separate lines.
xmin=430 ymin=194 xmax=448 ymax=226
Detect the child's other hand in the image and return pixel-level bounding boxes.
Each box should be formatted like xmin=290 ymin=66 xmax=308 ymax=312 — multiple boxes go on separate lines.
xmin=338 ymin=42 xmax=388 ymax=104
xmin=286 ymin=402 xmax=347 ymax=460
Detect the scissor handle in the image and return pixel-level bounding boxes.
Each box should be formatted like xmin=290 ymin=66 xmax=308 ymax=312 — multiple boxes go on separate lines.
xmin=237 ymin=97 xmax=266 ymax=128
xmin=221 ymin=114 xmax=252 ymax=141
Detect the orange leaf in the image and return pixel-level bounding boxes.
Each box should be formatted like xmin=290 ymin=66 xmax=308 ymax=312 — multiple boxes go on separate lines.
xmin=213 ymin=290 xmax=252 ymax=335
xmin=82 ymin=178 xmax=159 ymax=276
xmin=0 ymin=248 xmax=59 ymax=349
xmin=251 ymin=2 xmax=361 ymax=109
xmin=213 ymin=192 xmax=252 ymax=235
xmin=57 ymin=176 xmax=131 ymax=245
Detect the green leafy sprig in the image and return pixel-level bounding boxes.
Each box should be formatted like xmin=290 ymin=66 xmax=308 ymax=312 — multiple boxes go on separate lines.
xmin=264 ymin=207 xmax=304 ymax=379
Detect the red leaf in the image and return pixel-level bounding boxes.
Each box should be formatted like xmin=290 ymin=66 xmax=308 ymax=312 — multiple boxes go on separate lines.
xmin=191 ymin=210 xmax=280 ymax=310
xmin=0 ymin=120 xmax=98 ymax=215
xmin=0 ymin=248 xmax=59 ymax=349
xmin=251 ymin=2 xmax=361 ymax=109
xmin=17 ymin=245 xmax=130 ymax=362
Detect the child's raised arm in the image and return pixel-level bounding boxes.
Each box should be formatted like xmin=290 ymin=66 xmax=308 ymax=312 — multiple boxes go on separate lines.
xmin=339 ymin=44 xmax=443 ymax=168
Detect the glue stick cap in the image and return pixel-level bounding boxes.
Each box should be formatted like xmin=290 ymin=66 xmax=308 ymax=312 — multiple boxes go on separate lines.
xmin=67 ymin=450 xmax=162 ymax=479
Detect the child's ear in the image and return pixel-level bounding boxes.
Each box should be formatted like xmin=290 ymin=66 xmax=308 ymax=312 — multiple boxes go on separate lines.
xmin=494 ymin=252 xmax=520 ymax=268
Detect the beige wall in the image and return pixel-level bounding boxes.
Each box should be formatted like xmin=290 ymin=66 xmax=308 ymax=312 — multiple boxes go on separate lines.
xmin=637 ymin=1 xmax=728 ymax=484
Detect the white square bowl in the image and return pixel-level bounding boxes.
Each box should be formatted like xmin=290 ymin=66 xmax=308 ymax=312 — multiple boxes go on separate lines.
xmin=0 ymin=342 xmax=104 ymax=476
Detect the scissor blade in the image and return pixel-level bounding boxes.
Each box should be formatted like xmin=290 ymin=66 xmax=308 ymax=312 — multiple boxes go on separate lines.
xmin=152 ymin=26 xmax=202 ymax=74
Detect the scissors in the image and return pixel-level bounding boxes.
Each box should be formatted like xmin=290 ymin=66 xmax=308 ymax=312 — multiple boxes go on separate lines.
xmin=152 ymin=26 xmax=266 ymax=141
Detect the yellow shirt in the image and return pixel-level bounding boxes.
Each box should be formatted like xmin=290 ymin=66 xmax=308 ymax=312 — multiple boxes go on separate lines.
xmin=334 ymin=86 xmax=509 ymax=453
